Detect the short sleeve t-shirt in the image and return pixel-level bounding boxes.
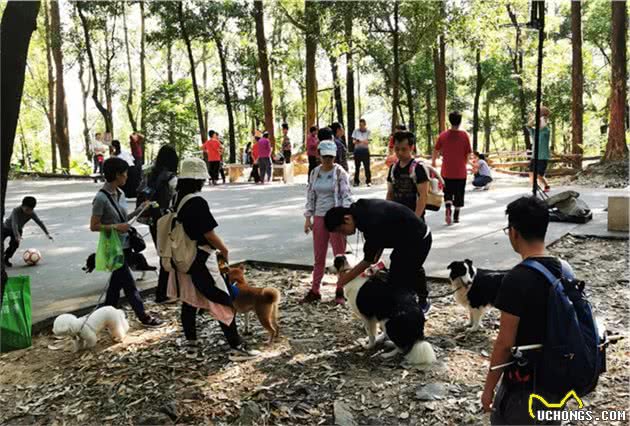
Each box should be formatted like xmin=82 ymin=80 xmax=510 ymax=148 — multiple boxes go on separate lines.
xmin=495 ymin=257 xmax=563 ymax=346
xmin=306 ymin=135 xmax=319 ymax=157
xmin=258 ymin=138 xmax=272 ymax=158
xmin=477 ymin=159 xmax=492 ymax=177
xmin=177 ymin=196 xmax=218 ymax=247
xmin=282 ymin=136 xmax=291 ymax=152
xmin=387 ymin=160 xmax=429 ymax=212
xmin=92 ymin=188 xmax=129 ymax=248
xmin=351 ymin=199 xmax=429 ymax=263
xmin=352 ymin=129 xmax=370 ymax=149
xmin=203 ymin=139 xmax=222 ymax=162
xmin=435 ymin=129 xmax=472 ymax=179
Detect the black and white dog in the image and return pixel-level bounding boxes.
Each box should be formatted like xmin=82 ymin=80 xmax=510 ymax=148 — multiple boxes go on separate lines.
xmin=446 ymin=259 xmax=507 ymax=331
xmin=332 ymin=255 xmax=436 ymax=365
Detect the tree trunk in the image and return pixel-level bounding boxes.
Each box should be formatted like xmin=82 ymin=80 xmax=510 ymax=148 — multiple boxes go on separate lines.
xmin=50 ymin=0 xmax=69 ymax=170
xmin=403 ymin=66 xmax=415 ymax=133
xmin=345 ymin=12 xmax=355 ymax=150
xmin=507 ymin=5 xmax=530 ymax=150
xmin=254 ymin=0 xmax=275 ymax=152
xmin=123 ymin=2 xmax=138 ymax=132
xmin=329 ymin=54 xmax=344 ymax=124
xmin=425 ymin=87 xmax=433 ymax=155
xmin=77 ymin=3 xmax=113 ymax=135
xmin=79 ymin=55 xmax=92 ymax=162
xmin=304 ymin=0 xmax=319 ymax=140
xmin=139 ymin=1 xmax=146 ymax=140
xmin=571 ymin=1 xmax=584 ymax=169
xmin=472 ymin=49 xmax=484 ymax=151
xmin=202 ymin=44 xmax=209 ymax=138
xmin=166 ymin=40 xmax=174 ymax=84
xmin=214 ymin=32 xmax=237 ymax=164
xmin=43 ymin=0 xmax=57 ymax=172
xmin=1 ymin=1 xmax=41 ymax=218
xmin=178 ymin=2 xmax=205 ymax=145
xmin=604 ymin=0 xmax=628 ymax=161
xmin=104 ymin=18 xmax=115 ymax=139
xmin=433 ymin=39 xmax=447 ymax=133
xmin=391 ymin=1 xmax=400 ymax=133
xmin=483 ymin=94 xmax=491 ymax=153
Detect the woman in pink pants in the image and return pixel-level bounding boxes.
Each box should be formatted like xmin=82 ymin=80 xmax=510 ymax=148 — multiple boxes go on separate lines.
xmin=302 ymin=131 xmax=353 ymax=305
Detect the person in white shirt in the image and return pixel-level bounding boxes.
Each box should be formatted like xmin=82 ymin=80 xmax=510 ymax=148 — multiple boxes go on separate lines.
xmin=351 ymin=118 xmax=372 ymax=187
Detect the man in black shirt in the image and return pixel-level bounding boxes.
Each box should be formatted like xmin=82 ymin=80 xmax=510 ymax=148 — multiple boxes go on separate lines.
xmin=324 ymin=199 xmax=433 ymax=314
xmin=482 ymin=196 xmax=564 ymax=425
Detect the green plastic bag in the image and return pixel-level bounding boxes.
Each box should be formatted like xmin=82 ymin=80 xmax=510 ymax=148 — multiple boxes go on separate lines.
xmin=1 ymin=276 xmax=32 ymax=353
xmin=95 ymin=229 xmax=124 ymax=272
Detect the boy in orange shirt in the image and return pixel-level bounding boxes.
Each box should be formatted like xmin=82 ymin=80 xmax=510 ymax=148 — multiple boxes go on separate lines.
xmin=201 ymin=130 xmax=223 ymax=185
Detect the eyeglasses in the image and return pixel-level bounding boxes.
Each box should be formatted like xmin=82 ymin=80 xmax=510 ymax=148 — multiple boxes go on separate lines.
xmin=502 ymin=226 xmax=510 ymax=235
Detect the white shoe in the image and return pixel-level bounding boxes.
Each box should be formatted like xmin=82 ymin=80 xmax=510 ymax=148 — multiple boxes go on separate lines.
xmin=228 ymin=344 xmax=261 ymax=361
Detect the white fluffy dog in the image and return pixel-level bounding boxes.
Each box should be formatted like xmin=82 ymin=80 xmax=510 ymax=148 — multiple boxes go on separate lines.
xmin=53 ymin=306 xmax=129 ymax=351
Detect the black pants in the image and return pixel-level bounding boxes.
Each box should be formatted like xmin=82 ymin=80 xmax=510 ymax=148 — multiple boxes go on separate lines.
xmin=93 ymin=155 xmax=104 ymax=174
xmin=388 ymin=232 xmax=432 ymax=305
xmin=307 ymin=156 xmax=319 ymax=182
xmin=283 ymin=150 xmax=291 ymax=164
xmin=249 ymin=164 xmax=261 ymax=183
xmin=353 ymin=148 xmax=371 ymax=185
xmin=149 ymin=222 xmax=170 ymax=302
xmin=208 ymin=161 xmax=221 ymax=183
xmin=443 ymin=178 xmax=466 ymax=208
xmin=491 ymin=381 xmax=560 ymax=425
xmin=181 ymin=303 xmax=241 ymax=347
xmin=2 ymin=226 xmax=19 ymax=261
xmin=105 ymin=249 xmax=148 ymax=321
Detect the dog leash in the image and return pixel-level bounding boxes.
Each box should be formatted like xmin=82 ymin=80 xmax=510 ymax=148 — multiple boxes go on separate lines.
xmin=428 ymin=282 xmax=471 ymax=300
xmin=74 ymin=276 xmax=111 ymax=339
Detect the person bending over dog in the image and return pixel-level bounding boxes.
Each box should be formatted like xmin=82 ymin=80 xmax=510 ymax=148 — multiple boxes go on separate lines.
xmin=324 ymin=199 xmax=433 ymax=314
xmin=90 ymin=157 xmax=162 ymax=328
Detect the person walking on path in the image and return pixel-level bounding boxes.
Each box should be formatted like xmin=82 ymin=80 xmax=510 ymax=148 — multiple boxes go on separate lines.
xmin=217 ymin=133 xmax=227 ymax=185
xmin=302 ymin=134 xmax=352 ymax=305
xmin=306 ymin=126 xmax=320 ymax=182
xmin=129 ymin=132 xmax=144 ymax=171
xmin=432 ymin=111 xmax=472 ymax=225
xmin=90 ymin=157 xmax=162 ymax=327
xmin=330 ymin=122 xmax=349 ymax=172
xmin=352 ymin=118 xmax=372 ymax=186
xmin=324 ymin=198 xmax=433 ymax=314
xmin=249 ymin=132 xmax=261 ymax=184
xmin=472 ymin=151 xmax=493 ymax=190
xmin=281 ymin=123 xmax=292 ymax=164
xmin=258 ymin=132 xmax=273 ymax=184
xmin=142 ymin=145 xmax=178 ymax=303
xmin=112 ymin=140 xmax=140 ymax=198
xmin=3 ymin=196 xmax=53 ymax=267
xmin=201 ymin=130 xmax=223 ymax=186
xmin=167 ymin=157 xmax=260 ymax=360
xmin=92 ymin=132 xmax=107 ymax=179
xmin=528 ymin=107 xmax=551 ymax=193
xmin=386 ymin=131 xmax=430 ymax=219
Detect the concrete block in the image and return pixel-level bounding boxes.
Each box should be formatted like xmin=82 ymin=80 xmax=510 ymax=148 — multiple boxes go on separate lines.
xmin=608 ymin=196 xmax=629 ymax=232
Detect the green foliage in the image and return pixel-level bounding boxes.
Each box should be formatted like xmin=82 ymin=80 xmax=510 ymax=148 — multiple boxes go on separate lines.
xmin=144 ymin=79 xmax=200 ymax=159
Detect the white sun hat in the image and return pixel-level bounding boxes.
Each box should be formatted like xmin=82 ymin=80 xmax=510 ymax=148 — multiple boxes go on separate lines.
xmin=318 ymin=140 xmax=337 ymax=157
xmin=180 ymin=157 xmax=209 ymax=180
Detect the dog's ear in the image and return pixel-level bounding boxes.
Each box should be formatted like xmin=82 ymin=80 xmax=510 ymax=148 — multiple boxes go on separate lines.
xmin=464 ymin=259 xmax=473 ymax=266
xmin=447 ymin=261 xmax=456 ymax=270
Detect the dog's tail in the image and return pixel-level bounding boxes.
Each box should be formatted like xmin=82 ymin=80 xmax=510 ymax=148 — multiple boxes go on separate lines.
xmin=262 ymin=287 xmax=280 ymax=304
xmin=405 ymin=340 xmax=436 ymax=365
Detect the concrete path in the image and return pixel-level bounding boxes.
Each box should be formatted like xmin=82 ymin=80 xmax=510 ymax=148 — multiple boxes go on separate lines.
xmin=4 ymin=174 xmax=627 ymax=322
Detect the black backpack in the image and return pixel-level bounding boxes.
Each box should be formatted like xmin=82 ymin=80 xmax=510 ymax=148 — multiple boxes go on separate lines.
xmin=522 ymin=259 xmax=605 ymax=396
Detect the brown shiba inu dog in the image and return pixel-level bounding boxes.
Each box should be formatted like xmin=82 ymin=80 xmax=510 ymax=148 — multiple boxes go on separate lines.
xmin=217 ymin=254 xmax=280 ymax=343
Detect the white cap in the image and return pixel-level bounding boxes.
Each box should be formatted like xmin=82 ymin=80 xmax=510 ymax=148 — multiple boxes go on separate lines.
xmin=318 ymin=140 xmax=337 ymax=157
xmin=179 ymin=157 xmax=209 ymax=180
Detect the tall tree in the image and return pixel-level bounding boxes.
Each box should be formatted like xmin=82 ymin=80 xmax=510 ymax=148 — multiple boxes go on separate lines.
xmin=78 ymin=55 xmax=92 ymax=162
xmin=433 ymin=34 xmax=447 ymax=133
xmin=571 ymin=0 xmax=584 ymax=168
xmin=344 ymin=11 xmax=355 ymax=149
xmin=212 ymin=31 xmax=237 ymax=162
xmin=77 ymin=2 xmax=113 ymax=135
xmin=472 ymin=49 xmax=486 ymax=151
xmin=402 ymin=65 xmax=415 ymax=133
xmin=304 ymin=1 xmax=319 ymax=138
xmin=139 ymin=1 xmax=147 ymax=148
xmin=1 ymin=1 xmax=41 ymax=218
xmin=50 ymin=0 xmax=70 ymax=169
xmin=604 ymin=0 xmax=628 ymax=161
xmin=43 ymin=0 xmax=57 ymax=172
xmin=254 ymin=0 xmax=275 ymax=151
xmin=122 ymin=1 xmax=138 ymax=132
xmin=177 ymin=1 xmax=205 ymax=145
xmin=506 ymin=4 xmax=530 ymax=149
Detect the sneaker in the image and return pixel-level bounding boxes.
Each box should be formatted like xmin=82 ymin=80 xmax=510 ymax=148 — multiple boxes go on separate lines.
xmin=334 ymin=288 xmax=345 ymax=305
xmin=483 ymin=185 xmax=490 ymax=191
xmin=141 ymin=316 xmax=163 ymax=328
xmin=367 ymin=183 xmax=372 ymax=187
xmin=299 ymin=290 xmax=321 ymax=304
xmin=353 ymin=182 xmax=360 ymax=187
xmin=420 ymin=300 xmax=432 ymax=316
xmin=453 ymin=209 xmax=460 ymax=224
xmin=228 ymin=344 xmax=261 ymax=361
xmin=445 ymin=207 xmax=452 ymax=225
xmin=185 ymin=340 xmax=199 ymax=355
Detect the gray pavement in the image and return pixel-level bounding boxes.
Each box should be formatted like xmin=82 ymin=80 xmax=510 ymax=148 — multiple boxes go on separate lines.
xmin=4 ymin=174 xmax=627 ymax=322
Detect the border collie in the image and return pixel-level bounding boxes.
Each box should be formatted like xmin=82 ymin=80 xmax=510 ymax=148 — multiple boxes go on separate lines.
xmin=332 ymin=255 xmax=436 ymax=365
xmin=446 ymin=259 xmax=507 ymax=331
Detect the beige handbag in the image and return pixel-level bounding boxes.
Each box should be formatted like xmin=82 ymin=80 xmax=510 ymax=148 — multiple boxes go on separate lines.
xmin=421 ymin=163 xmax=444 ymax=211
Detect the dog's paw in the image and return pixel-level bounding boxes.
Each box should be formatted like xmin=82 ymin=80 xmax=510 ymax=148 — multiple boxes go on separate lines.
xmin=381 ymin=348 xmax=400 ymax=359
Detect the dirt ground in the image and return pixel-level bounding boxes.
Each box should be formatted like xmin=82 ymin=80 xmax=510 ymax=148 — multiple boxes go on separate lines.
xmin=560 ymin=160 xmax=629 ymax=189
xmin=1 ymin=236 xmax=628 ymax=425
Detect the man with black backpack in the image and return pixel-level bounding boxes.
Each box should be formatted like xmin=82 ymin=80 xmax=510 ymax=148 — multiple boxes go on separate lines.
xmin=482 ymin=196 xmax=603 ymax=424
